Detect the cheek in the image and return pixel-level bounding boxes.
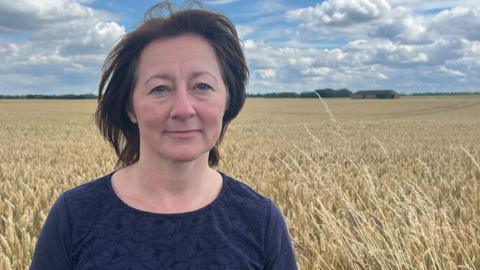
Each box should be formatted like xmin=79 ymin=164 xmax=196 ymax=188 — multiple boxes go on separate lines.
xmin=210 ymin=98 xmax=227 ymax=122
xmin=137 ymin=102 xmax=166 ymax=127
xmin=204 ymin=106 xmax=224 ymax=126
xmin=140 ymin=102 xmax=156 ymax=115
xmin=201 ymin=101 xmax=226 ymax=135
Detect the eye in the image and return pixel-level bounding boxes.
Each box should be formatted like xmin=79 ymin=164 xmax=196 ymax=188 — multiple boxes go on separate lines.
xmin=149 ymin=85 xmax=169 ymax=94
xmin=195 ymin=83 xmax=213 ymax=91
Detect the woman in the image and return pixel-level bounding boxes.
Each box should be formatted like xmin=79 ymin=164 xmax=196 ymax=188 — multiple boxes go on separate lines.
xmin=30 ymin=2 xmax=297 ymax=269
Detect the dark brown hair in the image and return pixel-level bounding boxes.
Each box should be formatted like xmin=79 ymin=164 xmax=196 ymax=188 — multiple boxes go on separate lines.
xmin=95 ymin=1 xmax=248 ymax=168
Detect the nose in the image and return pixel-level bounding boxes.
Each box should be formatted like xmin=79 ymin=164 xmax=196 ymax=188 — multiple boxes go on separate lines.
xmin=170 ymin=89 xmax=195 ymax=119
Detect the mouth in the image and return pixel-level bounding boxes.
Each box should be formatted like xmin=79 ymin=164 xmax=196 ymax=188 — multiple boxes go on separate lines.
xmin=164 ymin=129 xmax=201 ymax=137
xmin=166 ymin=129 xmax=200 ymax=134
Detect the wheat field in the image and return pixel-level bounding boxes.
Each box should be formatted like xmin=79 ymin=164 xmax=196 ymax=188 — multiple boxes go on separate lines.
xmin=1 ymin=96 xmax=479 ymax=269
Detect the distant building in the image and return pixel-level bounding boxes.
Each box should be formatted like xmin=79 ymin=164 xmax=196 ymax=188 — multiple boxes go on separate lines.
xmin=352 ymin=90 xmax=400 ymax=99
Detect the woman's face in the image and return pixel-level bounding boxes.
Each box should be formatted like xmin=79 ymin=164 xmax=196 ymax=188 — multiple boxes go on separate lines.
xmin=129 ymin=33 xmax=228 ymax=165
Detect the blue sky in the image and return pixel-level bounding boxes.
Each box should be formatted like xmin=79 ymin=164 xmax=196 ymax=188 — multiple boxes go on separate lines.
xmin=1 ymin=0 xmax=479 ymax=95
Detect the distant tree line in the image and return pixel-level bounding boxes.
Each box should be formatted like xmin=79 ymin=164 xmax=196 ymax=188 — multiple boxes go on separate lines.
xmin=409 ymin=91 xmax=480 ymax=96
xmin=248 ymin=88 xmax=353 ymax=98
xmin=0 ymin=94 xmax=97 ymax=99
xmin=247 ymin=89 xmax=479 ymax=98
xmin=1 ymin=90 xmax=479 ymax=99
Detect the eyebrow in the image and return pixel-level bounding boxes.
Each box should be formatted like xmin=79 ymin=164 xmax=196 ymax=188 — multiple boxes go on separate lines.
xmin=144 ymin=71 xmax=219 ymax=87
xmin=143 ymin=74 xmax=173 ymax=87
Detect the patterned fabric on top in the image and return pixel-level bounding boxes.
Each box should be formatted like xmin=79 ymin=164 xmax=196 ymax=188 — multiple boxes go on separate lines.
xmin=30 ymin=172 xmax=297 ymax=270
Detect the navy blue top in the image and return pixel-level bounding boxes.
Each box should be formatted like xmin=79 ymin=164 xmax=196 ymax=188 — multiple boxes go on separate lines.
xmin=30 ymin=172 xmax=297 ymax=269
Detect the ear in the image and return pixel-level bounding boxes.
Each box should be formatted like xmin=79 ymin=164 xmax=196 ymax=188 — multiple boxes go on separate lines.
xmin=224 ymin=88 xmax=230 ymax=113
xmin=128 ymin=110 xmax=137 ymax=123
xmin=125 ymin=93 xmax=137 ymax=123
xmin=127 ymin=104 xmax=137 ymax=123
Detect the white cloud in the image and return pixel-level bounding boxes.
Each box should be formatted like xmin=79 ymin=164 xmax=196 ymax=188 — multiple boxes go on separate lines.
xmin=236 ymin=25 xmax=255 ymax=39
xmin=439 ymin=66 xmax=465 ymax=77
xmin=1 ymin=0 xmax=479 ymax=94
xmin=373 ymin=16 xmax=430 ymax=44
xmin=243 ymin=33 xmax=479 ymax=93
xmin=0 ymin=0 xmax=125 ymax=94
xmin=388 ymin=0 xmax=479 ymax=11
xmin=429 ymin=6 xmax=480 ymax=41
xmin=243 ymin=39 xmax=257 ymax=50
xmin=0 ymin=0 xmax=104 ymax=33
xmin=0 ymin=73 xmax=57 ymax=87
xmin=245 ymin=41 xmax=367 ymax=92
xmin=286 ymin=0 xmax=391 ymax=27
xmin=343 ymin=38 xmax=466 ymax=68
xmin=257 ymin=69 xmax=276 ymax=79
xmin=289 ymin=57 xmax=316 ymax=66
xmin=302 ymin=67 xmax=330 ymax=77
xmin=285 ymin=2 xmax=480 ymax=46
xmin=256 ymin=1 xmax=479 ymax=93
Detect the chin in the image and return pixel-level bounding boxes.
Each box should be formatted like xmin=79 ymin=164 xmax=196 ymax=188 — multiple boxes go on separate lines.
xmin=164 ymin=151 xmax=210 ymax=164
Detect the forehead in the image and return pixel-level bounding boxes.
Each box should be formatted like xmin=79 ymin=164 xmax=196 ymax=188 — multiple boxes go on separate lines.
xmin=136 ymin=33 xmax=223 ymax=77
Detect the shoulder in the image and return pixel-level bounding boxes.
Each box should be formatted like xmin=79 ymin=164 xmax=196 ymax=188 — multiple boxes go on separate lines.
xmin=61 ymin=173 xmax=116 ymax=221
xmin=219 ymin=173 xmax=275 ymax=231
xmin=222 ymin=174 xmax=289 ymax=234
xmin=222 ymin=175 xmax=287 ymax=228
xmin=222 ymin=175 xmax=298 ymax=269
xmin=63 ymin=173 xmax=112 ymax=202
xmin=219 ymin=173 xmax=297 ymax=268
xmin=221 ymin=173 xmax=272 ymax=209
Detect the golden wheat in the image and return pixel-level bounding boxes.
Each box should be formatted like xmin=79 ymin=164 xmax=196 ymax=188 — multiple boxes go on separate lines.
xmin=1 ymin=96 xmax=479 ymax=269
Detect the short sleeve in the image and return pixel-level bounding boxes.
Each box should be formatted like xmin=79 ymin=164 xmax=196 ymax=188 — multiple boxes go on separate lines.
xmin=264 ymin=201 xmax=298 ymax=270
xmin=30 ymin=193 xmax=73 ymax=270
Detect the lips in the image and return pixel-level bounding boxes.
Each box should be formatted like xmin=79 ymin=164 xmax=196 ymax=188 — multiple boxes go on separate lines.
xmin=166 ymin=129 xmax=200 ymax=133
xmin=164 ymin=129 xmax=201 ymax=137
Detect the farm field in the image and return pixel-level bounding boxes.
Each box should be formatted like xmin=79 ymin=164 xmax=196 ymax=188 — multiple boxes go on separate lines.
xmin=1 ymin=96 xmax=480 ymax=269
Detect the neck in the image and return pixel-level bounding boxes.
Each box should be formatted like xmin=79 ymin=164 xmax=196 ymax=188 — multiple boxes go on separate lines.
xmin=112 ymin=146 xmax=223 ymax=214
xmin=131 ymin=152 xmax=215 ymax=196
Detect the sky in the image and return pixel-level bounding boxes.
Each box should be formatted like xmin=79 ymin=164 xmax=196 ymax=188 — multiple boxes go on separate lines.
xmin=1 ymin=0 xmax=479 ymax=95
